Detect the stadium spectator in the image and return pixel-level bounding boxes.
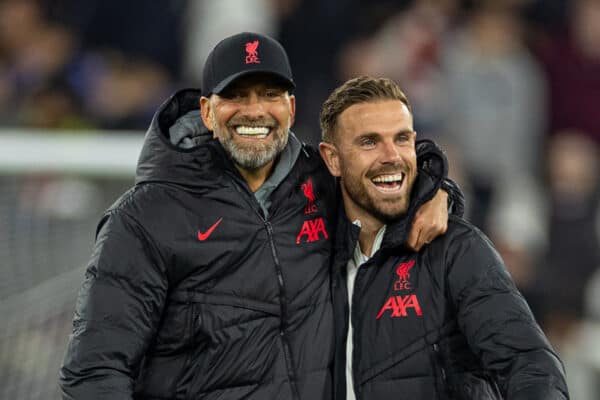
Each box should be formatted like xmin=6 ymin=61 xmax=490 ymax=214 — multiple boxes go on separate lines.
xmin=535 ymin=0 xmax=600 ymax=145
xmin=533 ymin=131 xmax=600 ymax=348
xmin=441 ymin=1 xmax=546 ymax=228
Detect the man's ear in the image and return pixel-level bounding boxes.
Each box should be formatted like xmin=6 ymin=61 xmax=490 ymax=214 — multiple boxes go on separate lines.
xmin=288 ymin=94 xmax=296 ymax=127
xmin=319 ymin=141 xmax=342 ymax=177
xmin=199 ymin=96 xmax=213 ymax=130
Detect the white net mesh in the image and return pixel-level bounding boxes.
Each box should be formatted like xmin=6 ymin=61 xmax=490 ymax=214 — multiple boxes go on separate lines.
xmin=0 ymin=131 xmax=141 ymax=399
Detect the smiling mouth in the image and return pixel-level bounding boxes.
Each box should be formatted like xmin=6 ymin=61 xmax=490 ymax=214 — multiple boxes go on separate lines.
xmin=371 ymin=172 xmax=405 ymax=192
xmin=234 ymin=125 xmax=272 ymax=139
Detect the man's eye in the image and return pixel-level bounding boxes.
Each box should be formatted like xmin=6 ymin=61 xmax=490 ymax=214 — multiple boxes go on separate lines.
xmin=360 ymin=138 xmax=376 ymax=147
xmin=265 ymin=90 xmax=282 ymax=98
xmin=396 ymin=133 xmax=414 ymax=143
xmin=220 ymin=89 xmax=244 ymax=99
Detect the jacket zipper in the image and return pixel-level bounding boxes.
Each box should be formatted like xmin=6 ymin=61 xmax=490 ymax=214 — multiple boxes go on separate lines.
xmin=265 ymin=221 xmax=300 ymax=400
xmin=341 ymin=225 xmax=361 ymax=400
xmin=432 ymin=343 xmax=449 ymax=399
xmin=351 ymin=265 xmax=365 ymax=400
xmin=226 ymin=170 xmax=300 ymax=399
xmin=340 ymin=275 xmax=356 ymax=398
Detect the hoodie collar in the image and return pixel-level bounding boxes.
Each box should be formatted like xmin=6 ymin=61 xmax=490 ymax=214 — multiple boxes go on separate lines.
xmin=254 ymin=132 xmax=302 ymax=216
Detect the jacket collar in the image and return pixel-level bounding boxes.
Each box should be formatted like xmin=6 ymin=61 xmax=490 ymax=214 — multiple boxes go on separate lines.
xmin=333 ymin=202 xmax=361 ymax=270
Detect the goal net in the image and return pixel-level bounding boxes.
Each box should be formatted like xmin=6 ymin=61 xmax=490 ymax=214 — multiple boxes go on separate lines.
xmin=0 ymin=129 xmax=143 ymax=399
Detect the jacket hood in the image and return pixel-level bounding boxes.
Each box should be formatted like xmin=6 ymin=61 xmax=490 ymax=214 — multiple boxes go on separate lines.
xmin=135 ymin=88 xmax=221 ymax=186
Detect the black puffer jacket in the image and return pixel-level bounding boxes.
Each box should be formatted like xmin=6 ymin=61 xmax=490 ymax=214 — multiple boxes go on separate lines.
xmin=59 ymin=89 xmax=337 ymax=399
xmin=332 ymin=180 xmax=570 ymax=399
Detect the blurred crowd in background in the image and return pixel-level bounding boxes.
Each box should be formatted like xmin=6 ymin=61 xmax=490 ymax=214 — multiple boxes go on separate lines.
xmin=1 ymin=0 xmax=600 ymax=397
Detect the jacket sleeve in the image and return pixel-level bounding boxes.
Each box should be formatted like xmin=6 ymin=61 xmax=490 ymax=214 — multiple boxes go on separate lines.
xmin=415 ymin=139 xmax=465 ymax=217
xmin=446 ymin=223 xmax=569 ymax=400
xmin=59 ymin=210 xmax=168 ymax=399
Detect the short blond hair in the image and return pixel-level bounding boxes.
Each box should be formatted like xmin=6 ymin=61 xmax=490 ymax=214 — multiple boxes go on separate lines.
xmin=320 ymin=76 xmax=411 ymax=143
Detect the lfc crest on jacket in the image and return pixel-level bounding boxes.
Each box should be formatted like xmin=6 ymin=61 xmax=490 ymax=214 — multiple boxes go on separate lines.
xmin=376 ymin=259 xmax=423 ymax=319
xmin=296 ymin=178 xmax=329 ymax=244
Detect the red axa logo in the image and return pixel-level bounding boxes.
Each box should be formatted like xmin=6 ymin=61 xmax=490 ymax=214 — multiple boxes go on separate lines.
xmin=245 ymin=40 xmax=260 ymax=64
xmin=394 ymin=260 xmax=415 ymax=291
xmin=376 ymin=294 xmax=423 ymax=319
xmin=296 ymin=217 xmax=329 ymax=244
xmin=301 ymin=178 xmax=317 ymax=215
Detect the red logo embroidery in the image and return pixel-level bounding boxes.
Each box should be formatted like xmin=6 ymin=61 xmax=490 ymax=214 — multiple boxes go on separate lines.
xmin=245 ymin=40 xmax=260 ymax=64
xmin=302 ymin=178 xmax=317 ymax=215
xmin=197 ymin=218 xmax=222 ymax=241
xmin=394 ymin=260 xmax=415 ymax=291
xmin=296 ymin=217 xmax=329 ymax=244
xmin=376 ymin=294 xmax=423 ymax=319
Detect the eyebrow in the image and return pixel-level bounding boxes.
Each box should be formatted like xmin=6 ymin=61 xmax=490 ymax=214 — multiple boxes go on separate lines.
xmin=353 ymin=132 xmax=379 ymax=143
xmin=354 ymin=129 xmax=414 ymax=142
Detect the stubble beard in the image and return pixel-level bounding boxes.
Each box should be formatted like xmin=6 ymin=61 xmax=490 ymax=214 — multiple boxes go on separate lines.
xmin=341 ymin=166 xmax=413 ymax=223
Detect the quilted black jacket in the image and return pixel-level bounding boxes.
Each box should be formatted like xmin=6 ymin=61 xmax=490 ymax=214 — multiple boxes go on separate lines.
xmin=332 ymin=185 xmax=569 ymax=399
xmin=59 ymin=89 xmax=337 ymax=400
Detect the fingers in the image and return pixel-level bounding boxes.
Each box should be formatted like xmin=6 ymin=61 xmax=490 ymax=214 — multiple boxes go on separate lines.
xmin=406 ymin=225 xmax=422 ymax=252
xmin=406 ymin=188 xmax=450 ymax=251
xmin=407 ymin=211 xmax=447 ymax=251
xmin=406 ymin=217 xmax=431 ymax=251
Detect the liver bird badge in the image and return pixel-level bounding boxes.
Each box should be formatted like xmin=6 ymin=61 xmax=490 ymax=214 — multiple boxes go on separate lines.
xmin=245 ymin=40 xmax=260 ymax=64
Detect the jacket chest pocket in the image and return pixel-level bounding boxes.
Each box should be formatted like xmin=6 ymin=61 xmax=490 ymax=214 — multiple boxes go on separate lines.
xmin=151 ymin=297 xmax=196 ymax=350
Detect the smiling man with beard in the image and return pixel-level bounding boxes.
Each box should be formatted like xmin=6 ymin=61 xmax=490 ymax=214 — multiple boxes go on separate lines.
xmin=59 ymin=33 xmax=456 ymax=400
xmin=201 ymin=74 xmax=293 ymax=191
xmin=319 ymin=76 xmax=569 ymax=400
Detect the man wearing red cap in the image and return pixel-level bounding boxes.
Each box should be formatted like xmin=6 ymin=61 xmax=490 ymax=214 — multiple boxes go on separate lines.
xmin=59 ymin=32 xmax=460 ymax=399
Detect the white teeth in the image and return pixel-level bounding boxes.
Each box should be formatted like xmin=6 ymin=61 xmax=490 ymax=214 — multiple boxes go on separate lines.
xmin=235 ymin=126 xmax=270 ymax=136
xmin=372 ymin=173 xmax=404 ymax=183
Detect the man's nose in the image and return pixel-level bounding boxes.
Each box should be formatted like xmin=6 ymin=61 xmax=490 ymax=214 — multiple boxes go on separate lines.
xmin=380 ymin=140 xmax=401 ymax=164
xmin=240 ymin=92 xmax=266 ymax=116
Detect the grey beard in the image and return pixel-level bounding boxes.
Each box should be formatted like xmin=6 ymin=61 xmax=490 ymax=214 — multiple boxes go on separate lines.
xmin=221 ymin=134 xmax=288 ymax=170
